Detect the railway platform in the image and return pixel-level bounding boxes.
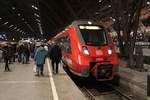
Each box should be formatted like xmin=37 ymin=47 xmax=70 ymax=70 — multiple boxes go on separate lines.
xmin=0 ymin=59 xmax=87 ymax=100
xmin=119 ymin=60 xmax=148 ymax=100
xmin=0 ymin=57 xmax=149 ymax=100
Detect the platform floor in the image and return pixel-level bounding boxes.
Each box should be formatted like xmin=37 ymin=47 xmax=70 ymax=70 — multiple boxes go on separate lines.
xmin=119 ymin=60 xmax=148 ymax=99
xmin=0 ymin=59 xmax=86 ymax=100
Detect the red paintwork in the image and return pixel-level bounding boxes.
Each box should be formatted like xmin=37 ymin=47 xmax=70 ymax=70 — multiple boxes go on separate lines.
xmin=51 ymin=21 xmax=119 ymax=81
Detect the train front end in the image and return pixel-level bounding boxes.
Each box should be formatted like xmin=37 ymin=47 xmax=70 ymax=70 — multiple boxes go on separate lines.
xmin=73 ymin=21 xmax=119 ymax=81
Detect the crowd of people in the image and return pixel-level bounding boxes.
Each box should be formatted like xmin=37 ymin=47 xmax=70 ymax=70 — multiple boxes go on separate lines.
xmin=0 ymin=41 xmax=62 ymax=77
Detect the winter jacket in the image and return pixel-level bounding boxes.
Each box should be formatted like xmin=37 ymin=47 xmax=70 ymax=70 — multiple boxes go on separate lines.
xmin=49 ymin=44 xmax=62 ymax=62
xmin=34 ymin=47 xmax=47 ymax=65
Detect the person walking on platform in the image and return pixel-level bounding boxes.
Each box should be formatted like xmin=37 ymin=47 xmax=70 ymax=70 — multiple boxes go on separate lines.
xmin=3 ymin=44 xmax=11 ymax=72
xmin=49 ymin=43 xmax=62 ymax=74
xmin=34 ymin=43 xmax=47 ymax=76
xmin=17 ymin=44 xmax=23 ymax=63
xmin=22 ymin=43 xmax=29 ymax=64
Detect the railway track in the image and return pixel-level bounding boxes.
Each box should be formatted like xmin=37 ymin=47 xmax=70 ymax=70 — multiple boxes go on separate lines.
xmin=66 ymin=67 xmax=135 ymax=100
xmin=79 ymin=83 xmax=133 ymax=100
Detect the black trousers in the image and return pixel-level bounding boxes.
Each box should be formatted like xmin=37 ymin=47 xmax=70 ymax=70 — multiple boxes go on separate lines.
xmin=51 ymin=60 xmax=59 ymax=73
xmin=5 ymin=58 xmax=10 ymax=71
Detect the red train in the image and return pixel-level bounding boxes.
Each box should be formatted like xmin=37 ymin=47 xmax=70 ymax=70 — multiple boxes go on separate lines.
xmin=51 ymin=20 xmax=119 ymax=82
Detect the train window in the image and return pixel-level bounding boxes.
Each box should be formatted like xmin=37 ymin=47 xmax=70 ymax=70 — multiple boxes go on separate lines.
xmin=61 ymin=35 xmax=71 ymax=53
xmin=79 ymin=27 xmax=108 ymax=46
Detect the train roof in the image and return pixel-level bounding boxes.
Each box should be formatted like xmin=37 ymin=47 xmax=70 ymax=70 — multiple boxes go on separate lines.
xmin=71 ymin=20 xmax=105 ymax=27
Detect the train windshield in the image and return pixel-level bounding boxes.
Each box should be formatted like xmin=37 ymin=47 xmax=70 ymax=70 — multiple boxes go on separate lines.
xmin=79 ymin=25 xmax=108 ymax=46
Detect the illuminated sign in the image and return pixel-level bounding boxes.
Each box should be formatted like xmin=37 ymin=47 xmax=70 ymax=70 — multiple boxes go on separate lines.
xmin=79 ymin=25 xmax=101 ymax=30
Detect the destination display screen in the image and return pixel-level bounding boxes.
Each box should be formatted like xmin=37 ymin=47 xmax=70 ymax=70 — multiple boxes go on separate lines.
xmin=79 ymin=25 xmax=102 ymax=30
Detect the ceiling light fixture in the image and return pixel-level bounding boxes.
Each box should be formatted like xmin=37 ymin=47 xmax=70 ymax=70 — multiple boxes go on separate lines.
xmin=34 ymin=13 xmax=40 ymax=17
xmin=12 ymin=7 xmax=15 ymax=10
xmin=22 ymin=18 xmax=25 ymax=21
xmin=99 ymin=0 xmax=102 ymax=2
xmin=112 ymin=18 xmax=116 ymax=22
xmin=37 ymin=22 xmax=41 ymax=25
xmin=13 ymin=27 xmax=17 ymax=30
xmin=95 ymin=12 xmax=99 ymax=14
xmin=108 ymin=5 xmax=111 ymax=8
xmin=36 ymin=19 xmax=40 ymax=22
xmin=32 ymin=5 xmax=38 ymax=10
xmin=18 ymin=14 xmax=21 ymax=16
xmin=9 ymin=25 xmax=14 ymax=28
xmin=17 ymin=29 xmax=20 ymax=31
xmin=4 ymin=22 xmax=8 ymax=25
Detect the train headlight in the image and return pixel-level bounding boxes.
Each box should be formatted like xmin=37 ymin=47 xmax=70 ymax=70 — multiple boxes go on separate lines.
xmin=82 ymin=46 xmax=89 ymax=55
xmin=108 ymin=47 xmax=112 ymax=55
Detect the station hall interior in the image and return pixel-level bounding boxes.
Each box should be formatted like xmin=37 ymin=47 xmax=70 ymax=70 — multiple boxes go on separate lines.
xmin=0 ymin=0 xmax=150 ymax=100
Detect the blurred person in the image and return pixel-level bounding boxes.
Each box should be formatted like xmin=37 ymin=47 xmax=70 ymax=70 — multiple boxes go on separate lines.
xmin=26 ymin=43 xmax=30 ymax=62
xmin=17 ymin=44 xmax=23 ymax=63
xmin=49 ymin=43 xmax=62 ymax=74
xmin=0 ymin=47 xmax=3 ymax=62
xmin=11 ymin=43 xmax=17 ymax=62
xmin=8 ymin=44 xmax=13 ymax=64
xmin=34 ymin=43 xmax=47 ymax=76
xmin=30 ymin=43 xmax=35 ymax=59
xmin=22 ymin=43 xmax=29 ymax=64
xmin=3 ymin=44 xmax=11 ymax=72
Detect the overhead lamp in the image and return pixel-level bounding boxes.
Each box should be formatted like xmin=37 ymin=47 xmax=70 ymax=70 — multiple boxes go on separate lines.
xmin=112 ymin=18 xmax=116 ymax=22
xmin=17 ymin=29 xmax=20 ymax=31
xmin=4 ymin=22 xmax=8 ymax=25
xmin=13 ymin=27 xmax=17 ymax=30
xmin=36 ymin=19 xmax=40 ymax=22
xmin=34 ymin=13 xmax=39 ymax=17
xmin=88 ymin=21 xmax=92 ymax=25
xmin=147 ymin=2 xmax=150 ymax=5
xmin=95 ymin=12 xmax=99 ymax=14
xmin=22 ymin=18 xmax=25 ymax=21
xmin=32 ymin=5 xmax=38 ymax=10
xmin=99 ymin=0 xmax=102 ymax=2
xmin=12 ymin=7 xmax=15 ymax=10
xmin=37 ymin=23 xmax=41 ymax=25
xmin=108 ymin=5 xmax=111 ymax=8
xmin=18 ymin=14 xmax=21 ymax=16
xmin=0 ymin=17 xmax=2 ymax=20
xmin=9 ymin=25 xmax=14 ymax=28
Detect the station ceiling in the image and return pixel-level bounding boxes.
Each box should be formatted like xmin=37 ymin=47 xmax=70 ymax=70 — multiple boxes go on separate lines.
xmin=0 ymin=0 xmax=149 ymax=40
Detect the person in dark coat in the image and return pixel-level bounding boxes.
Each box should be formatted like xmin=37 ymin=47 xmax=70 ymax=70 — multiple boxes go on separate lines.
xmin=22 ymin=43 xmax=29 ymax=64
xmin=11 ymin=44 xmax=17 ymax=62
xmin=3 ymin=45 xmax=11 ymax=72
xmin=49 ymin=44 xmax=62 ymax=74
